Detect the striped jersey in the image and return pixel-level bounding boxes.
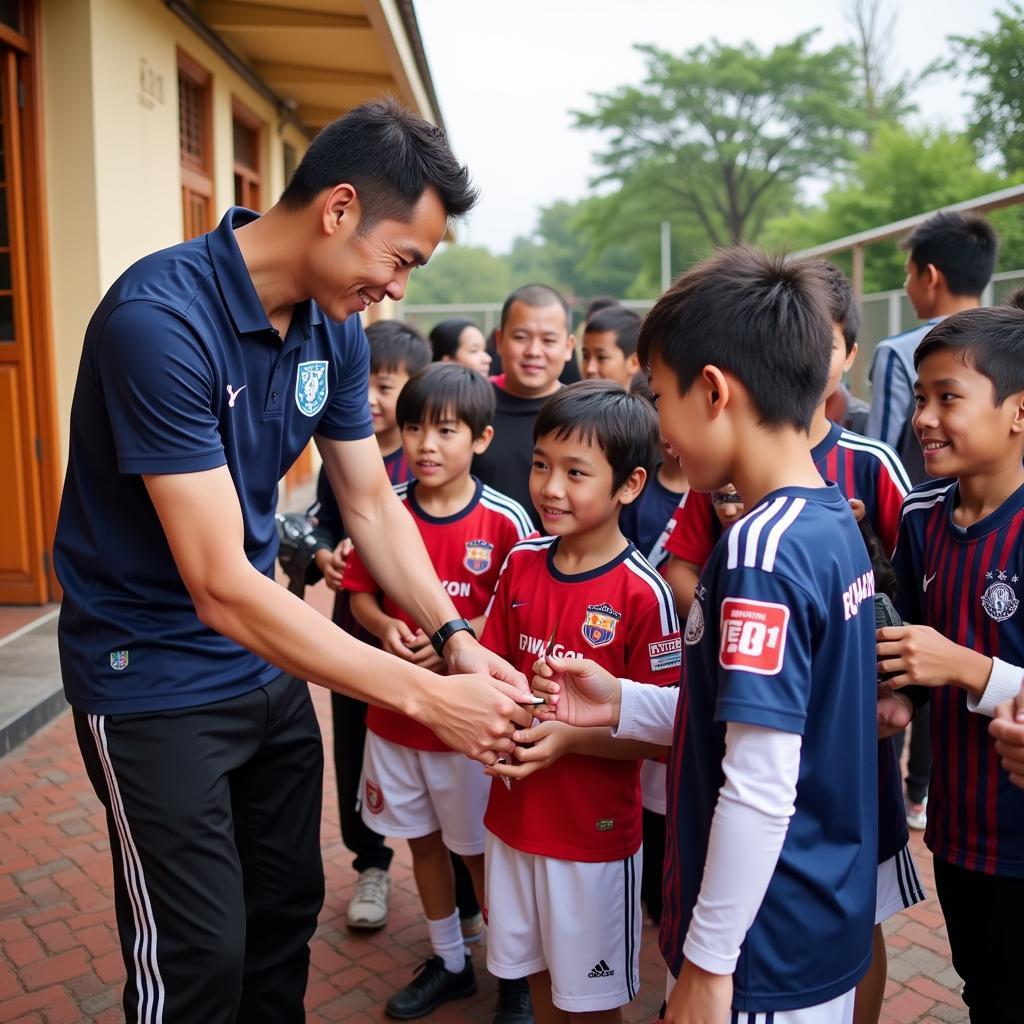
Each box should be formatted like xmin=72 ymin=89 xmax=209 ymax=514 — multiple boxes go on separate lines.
xmin=892 ymin=479 xmax=1024 ymax=877
xmin=619 ymin=467 xmax=688 ymax=571
xmin=481 ymin=536 xmax=681 ymax=861
xmin=665 ymin=422 xmax=910 ymax=566
xmin=343 ymin=477 xmax=532 ymax=752
xmin=662 ymin=485 xmax=877 ymax=1011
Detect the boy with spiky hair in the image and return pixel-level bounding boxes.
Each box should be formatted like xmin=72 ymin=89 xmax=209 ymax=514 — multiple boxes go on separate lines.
xmin=878 ymin=292 xmax=1024 ymax=1022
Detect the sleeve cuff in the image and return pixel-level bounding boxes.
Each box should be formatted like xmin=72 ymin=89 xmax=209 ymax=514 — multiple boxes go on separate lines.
xmin=611 ymin=678 xmax=639 ymax=740
xmin=967 ymin=658 xmax=1023 ymax=718
xmin=681 ymin=936 xmax=738 ymax=976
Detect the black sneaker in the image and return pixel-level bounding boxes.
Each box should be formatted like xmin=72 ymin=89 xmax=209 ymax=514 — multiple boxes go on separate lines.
xmin=494 ymin=976 xmax=533 ymax=1024
xmin=385 ymin=954 xmax=477 ymax=1020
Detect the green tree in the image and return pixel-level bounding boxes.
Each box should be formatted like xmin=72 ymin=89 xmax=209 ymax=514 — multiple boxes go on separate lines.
xmin=951 ymin=3 xmax=1024 ymax=173
xmin=763 ymin=125 xmax=1010 ymax=291
xmin=403 ymin=244 xmax=511 ymax=306
xmin=575 ymin=33 xmax=866 ymax=248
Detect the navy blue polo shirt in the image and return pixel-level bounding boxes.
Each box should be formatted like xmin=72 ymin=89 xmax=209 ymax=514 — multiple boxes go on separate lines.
xmin=54 ymin=207 xmax=373 ymax=714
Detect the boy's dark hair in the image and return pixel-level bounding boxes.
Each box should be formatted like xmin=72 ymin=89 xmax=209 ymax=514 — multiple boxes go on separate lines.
xmin=820 ymin=262 xmax=861 ymax=354
xmin=279 ymin=97 xmax=478 ymax=230
xmin=900 ymin=210 xmax=999 ymax=297
xmin=533 ymin=380 xmax=659 ymax=492
xmin=366 ymin=320 xmax=431 ymax=376
xmin=500 ymin=284 xmax=570 ymax=330
xmin=396 ymin=363 xmax=495 ymax=438
xmin=637 ymin=245 xmax=833 ymax=432
xmin=429 ymin=318 xmax=477 ymax=361
xmin=584 ymin=295 xmax=620 ymax=321
xmin=584 ymin=307 xmax=642 ymax=356
xmin=913 ymin=300 xmax=1024 ymax=405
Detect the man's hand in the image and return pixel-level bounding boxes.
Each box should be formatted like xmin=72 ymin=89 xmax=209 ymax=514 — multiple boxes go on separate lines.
xmin=485 ymin=721 xmax=578 ymax=782
xmin=444 ymin=632 xmax=532 ymax=698
xmin=663 ymin=961 xmax=732 ymax=1024
xmin=990 ymin=686 xmax=1024 ymax=789
xmin=531 ymin=655 xmax=621 ymax=728
xmin=314 ymin=540 xmax=349 ymax=592
xmin=877 ymin=689 xmax=914 ymax=739
xmin=418 ymin=673 xmax=533 ymax=765
xmin=877 ymin=625 xmax=992 ymax=697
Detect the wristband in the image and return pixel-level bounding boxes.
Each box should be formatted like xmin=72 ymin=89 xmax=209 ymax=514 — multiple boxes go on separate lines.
xmin=430 ymin=618 xmax=476 ymax=658
xmin=967 ymin=657 xmax=1023 ymax=718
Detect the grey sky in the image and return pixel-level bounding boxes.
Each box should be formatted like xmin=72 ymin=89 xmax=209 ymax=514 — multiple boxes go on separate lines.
xmin=415 ymin=0 xmax=996 ymax=253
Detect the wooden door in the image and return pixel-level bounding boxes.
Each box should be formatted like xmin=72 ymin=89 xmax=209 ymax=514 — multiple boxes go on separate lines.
xmin=0 ymin=39 xmax=47 ymax=603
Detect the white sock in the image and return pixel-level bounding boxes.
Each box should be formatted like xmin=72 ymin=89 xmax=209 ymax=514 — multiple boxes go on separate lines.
xmin=427 ymin=909 xmax=466 ymax=973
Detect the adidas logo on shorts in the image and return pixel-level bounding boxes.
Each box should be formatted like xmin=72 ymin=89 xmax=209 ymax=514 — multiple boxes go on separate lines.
xmin=587 ymin=959 xmax=615 ymax=979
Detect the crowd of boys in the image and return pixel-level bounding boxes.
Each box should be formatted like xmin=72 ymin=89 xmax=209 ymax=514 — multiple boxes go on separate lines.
xmin=296 ymin=208 xmax=1024 ymax=1024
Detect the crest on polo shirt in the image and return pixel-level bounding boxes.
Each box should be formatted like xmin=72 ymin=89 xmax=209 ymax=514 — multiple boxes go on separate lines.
xmin=295 ymin=360 xmax=329 ymax=417
xmin=581 ymin=603 xmax=622 ymax=648
xmin=464 ymin=539 xmax=494 ymax=575
xmin=109 ymin=649 xmax=129 ymax=671
xmin=981 ymin=579 xmax=1019 ymax=622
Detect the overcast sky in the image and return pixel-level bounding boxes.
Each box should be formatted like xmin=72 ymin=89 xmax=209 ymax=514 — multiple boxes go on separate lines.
xmin=415 ymin=0 xmax=996 ymax=253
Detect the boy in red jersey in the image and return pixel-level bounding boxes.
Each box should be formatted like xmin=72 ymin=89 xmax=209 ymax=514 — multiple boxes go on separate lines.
xmin=481 ymin=380 xmax=681 ymax=1023
xmin=343 ymin=364 xmax=534 ymax=1019
xmin=878 ymin=295 xmax=1024 ymax=1023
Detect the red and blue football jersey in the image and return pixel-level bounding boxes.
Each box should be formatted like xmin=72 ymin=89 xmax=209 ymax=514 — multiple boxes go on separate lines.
xmin=619 ymin=470 xmax=688 ymax=572
xmin=663 ymin=484 xmax=877 ymax=1012
xmin=344 ymin=478 xmax=532 ymax=752
xmin=892 ymin=479 xmax=1024 ymax=877
xmin=482 ymin=536 xmax=681 ymax=862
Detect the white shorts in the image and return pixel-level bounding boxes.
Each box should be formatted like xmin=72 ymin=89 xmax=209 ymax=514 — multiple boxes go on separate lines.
xmin=666 ymin=973 xmax=854 ymax=1024
xmin=875 ymin=841 xmax=926 ymax=924
xmin=641 ymin=759 xmax=667 ymax=815
xmin=360 ymin=732 xmax=488 ymax=855
xmin=485 ymin=832 xmax=642 ymax=1012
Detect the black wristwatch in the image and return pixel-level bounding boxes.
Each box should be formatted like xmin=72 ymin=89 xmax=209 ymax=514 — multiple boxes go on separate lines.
xmin=430 ymin=618 xmax=477 ymax=658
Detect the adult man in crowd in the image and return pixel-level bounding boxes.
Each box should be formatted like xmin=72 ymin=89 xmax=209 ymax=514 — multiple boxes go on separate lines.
xmin=54 ymin=99 xmax=531 ymax=1024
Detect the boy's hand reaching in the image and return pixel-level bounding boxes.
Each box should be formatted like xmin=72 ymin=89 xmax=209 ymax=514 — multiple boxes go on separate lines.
xmin=406 ymin=629 xmax=445 ymax=672
xmin=877 ymin=689 xmax=914 ymax=739
xmin=379 ymin=617 xmax=421 ymax=661
xmin=848 ymin=498 xmax=866 ymax=522
xmin=877 ymin=624 xmax=992 ymax=698
xmin=485 ymin=720 xmax=577 ymax=782
xmin=663 ymin=961 xmax=732 ymax=1024
xmin=531 ymin=655 xmax=622 ymax=729
xmin=315 ymin=539 xmax=351 ymax=591
xmin=990 ymin=686 xmax=1024 ymax=789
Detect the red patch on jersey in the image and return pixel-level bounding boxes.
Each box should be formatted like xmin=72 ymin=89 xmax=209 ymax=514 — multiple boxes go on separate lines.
xmin=718 ymin=598 xmax=789 ymax=675
xmin=364 ymin=779 xmax=385 ymax=815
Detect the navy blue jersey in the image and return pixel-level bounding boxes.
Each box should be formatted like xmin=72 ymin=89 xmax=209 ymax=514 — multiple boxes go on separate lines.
xmin=662 ymin=485 xmax=877 ymax=1011
xmin=55 ymin=207 xmax=373 ymax=715
xmin=893 ymin=479 xmax=1024 ymax=877
xmin=620 ymin=465 xmax=687 ymax=571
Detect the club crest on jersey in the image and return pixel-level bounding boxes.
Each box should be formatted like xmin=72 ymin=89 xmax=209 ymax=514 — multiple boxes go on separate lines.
xmin=464 ymin=539 xmax=494 ymax=575
xmin=295 ymin=360 xmax=329 ymax=417
xmin=582 ymin=603 xmax=622 ymax=648
xmin=364 ymin=779 xmax=384 ymax=815
xmin=109 ymin=649 xmax=129 ymax=671
xmin=684 ymin=599 xmax=705 ymax=645
xmin=981 ymin=581 xmax=1019 ymax=622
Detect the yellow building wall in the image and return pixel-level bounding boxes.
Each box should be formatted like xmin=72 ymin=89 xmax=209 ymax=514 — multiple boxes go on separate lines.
xmin=41 ymin=0 xmax=309 ymax=468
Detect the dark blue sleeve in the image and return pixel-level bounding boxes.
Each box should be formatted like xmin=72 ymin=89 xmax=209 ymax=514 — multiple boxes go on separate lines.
xmin=714 ymin=570 xmax=818 ymax=735
xmin=314 ymin=318 xmax=374 ymax=442
xmin=95 ymin=301 xmax=226 ymax=475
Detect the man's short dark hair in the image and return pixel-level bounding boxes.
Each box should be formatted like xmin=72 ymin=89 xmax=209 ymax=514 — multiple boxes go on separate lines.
xmin=819 ymin=262 xmax=860 ymax=354
xmin=900 ymin=210 xmax=999 ymax=298
xmin=637 ymin=245 xmax=832 ymax=432
xmin=914 ymin=299 xmax=1024 ymax=405
xmin=396 ymin=363 xmax=495 ymax=438
xmin=500 ymin=284 xmax=570 ymax=330
xmin=429 ymin=318 xmax=478 ymax=361
xmin=366 ymin=320 xmax=431 ymax=376
xmin=533 ymin=380 xmax=659 ymax=492
xmin=279 ymin=98 xmax=478 ymax=230
xmin=584 ymin=307 xmax=642 ymax=357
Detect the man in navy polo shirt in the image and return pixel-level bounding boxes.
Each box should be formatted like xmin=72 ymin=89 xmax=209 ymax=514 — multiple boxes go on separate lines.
xmin=54 ymin=99 xmax=533 ymax=1024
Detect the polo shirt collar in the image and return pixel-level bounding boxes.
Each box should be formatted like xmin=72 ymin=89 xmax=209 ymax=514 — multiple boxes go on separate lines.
xmin=208 ymin=206 xmax=324 ymax=338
